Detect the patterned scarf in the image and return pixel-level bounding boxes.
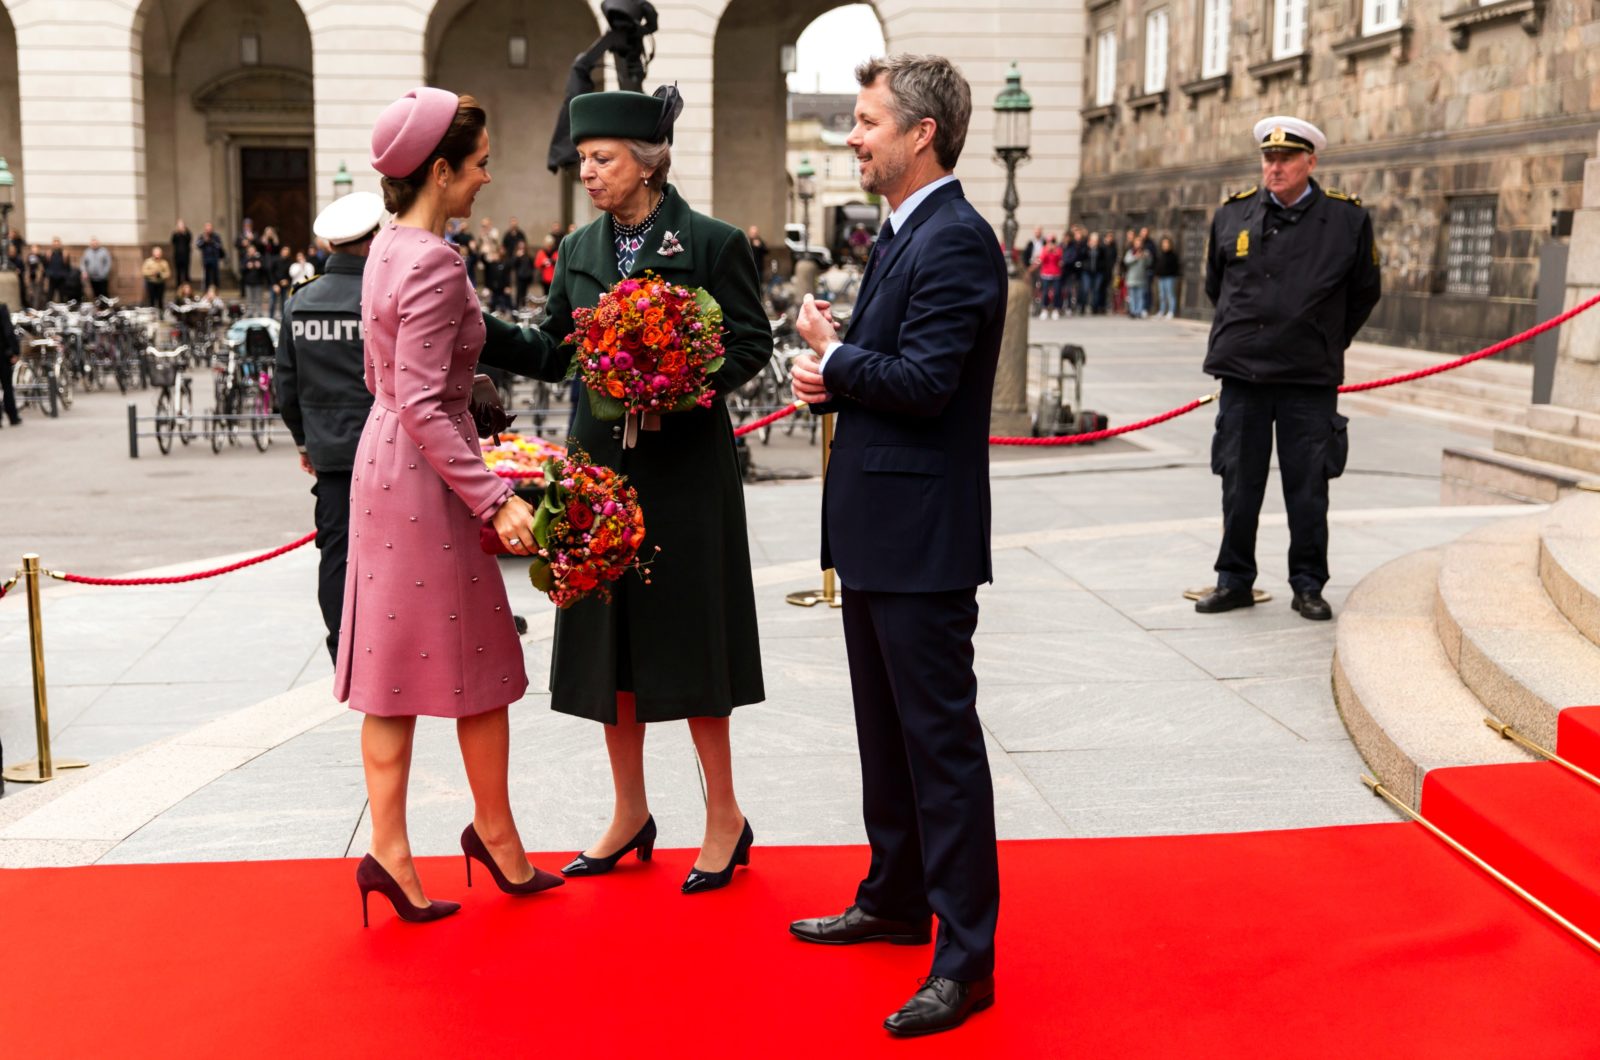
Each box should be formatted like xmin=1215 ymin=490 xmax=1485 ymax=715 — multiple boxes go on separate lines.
xmin=612 ymin=193 xmax=665 ymax=276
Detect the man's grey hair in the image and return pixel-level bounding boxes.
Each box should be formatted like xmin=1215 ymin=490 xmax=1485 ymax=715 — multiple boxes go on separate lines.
xmin=626 ymin=139 xmax=672 ymax=191
xmin=854 ymin=54 xmax=972 ymax=170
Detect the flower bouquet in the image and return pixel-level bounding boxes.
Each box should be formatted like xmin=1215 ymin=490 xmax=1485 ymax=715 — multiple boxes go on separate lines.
xmin=566 ymin=272 xmax=725 ymax=447
xmin=526 ymin=446 xmax=653 ymax=609
xmin=483 ymin=432 xmax=566 ymax=486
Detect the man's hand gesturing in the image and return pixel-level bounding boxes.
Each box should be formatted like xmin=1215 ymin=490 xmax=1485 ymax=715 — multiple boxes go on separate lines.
xmin=791 ymin=294 xmax=836 ymax=406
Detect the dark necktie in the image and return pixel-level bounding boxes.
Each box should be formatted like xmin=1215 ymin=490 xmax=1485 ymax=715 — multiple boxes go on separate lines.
xmin=865 ymin=220 xmax=895 ymax=284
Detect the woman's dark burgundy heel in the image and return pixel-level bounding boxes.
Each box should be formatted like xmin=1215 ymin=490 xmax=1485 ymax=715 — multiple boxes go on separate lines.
xmin=460 ymin=824 xmax=564 ymax=896
xmin=356 ymin=854 xmax=461 ymax=926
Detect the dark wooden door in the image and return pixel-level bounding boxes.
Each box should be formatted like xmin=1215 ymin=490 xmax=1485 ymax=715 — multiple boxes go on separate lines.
xmin=240 ymin=147 xmax=311 ymax=251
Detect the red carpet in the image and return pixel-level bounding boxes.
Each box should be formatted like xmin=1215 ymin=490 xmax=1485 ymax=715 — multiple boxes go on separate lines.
xmin=1557 ymin=705 xmax=1600 ymax=775
xmin=3 ymin=827 xmax=1599 ymax=1058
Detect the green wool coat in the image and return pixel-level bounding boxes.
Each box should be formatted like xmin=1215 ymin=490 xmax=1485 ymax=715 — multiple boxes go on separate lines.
xmin=479 ymin=185 xmax=771 ymax=724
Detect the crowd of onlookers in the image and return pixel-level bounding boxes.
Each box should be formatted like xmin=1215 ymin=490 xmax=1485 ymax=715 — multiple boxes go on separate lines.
xmin=1020 ymin=225 xmax=1182 ymax=321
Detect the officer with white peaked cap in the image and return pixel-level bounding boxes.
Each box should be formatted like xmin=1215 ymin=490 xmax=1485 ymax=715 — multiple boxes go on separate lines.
xmin=278 ymin=189 xmax=386 ymax=662
xmin=1194 ymin=114 xmax=1381 ymax=623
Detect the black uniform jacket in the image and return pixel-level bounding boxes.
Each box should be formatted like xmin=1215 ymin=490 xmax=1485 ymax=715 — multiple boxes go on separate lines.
xmin=477 ymin=184 xmax=771 ymax=724
xmin=812 ymin=179 xmax=1008 ymax=593
xmin=276 ymin=253 xmax=372 ymax=472
xmin=1204 ymin=179 xmax=1381 ymax=387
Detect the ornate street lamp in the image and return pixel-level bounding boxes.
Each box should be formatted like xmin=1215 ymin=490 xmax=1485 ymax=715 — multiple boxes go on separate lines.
xmin=0 ymin=157 xmax=14 ymax=271
xmin=992 ymin=63 xmax=1032 ymax=277
xmin=333 ymin=160 xmax=353 ymax=200
xmin=796 ymin=155 xmax=816 ymax=257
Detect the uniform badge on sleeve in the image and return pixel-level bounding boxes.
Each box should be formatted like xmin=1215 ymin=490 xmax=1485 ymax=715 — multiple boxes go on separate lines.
xmin=1235 ymin=230 xmax=1250 ymax=259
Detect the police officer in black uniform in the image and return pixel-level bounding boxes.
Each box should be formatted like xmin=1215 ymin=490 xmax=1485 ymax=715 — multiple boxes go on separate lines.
xmin=276 ymin=191 xmax=384 ymax=662
xmin=1195 ymin=116 xmax=1382 ymax=622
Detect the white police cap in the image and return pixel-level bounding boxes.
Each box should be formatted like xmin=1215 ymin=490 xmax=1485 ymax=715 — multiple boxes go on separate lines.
xmin=1253 ymin=115 xmax=1326 ymax=154
xmin=313 ymin=191 xmax=386 ymax=245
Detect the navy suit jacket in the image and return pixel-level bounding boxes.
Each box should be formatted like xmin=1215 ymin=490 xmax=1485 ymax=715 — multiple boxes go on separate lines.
xmin=816 ymin=179 xmax=1008 ymax=593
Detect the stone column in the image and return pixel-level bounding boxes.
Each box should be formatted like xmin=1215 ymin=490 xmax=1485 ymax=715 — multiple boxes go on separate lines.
xmin=11 ymin=2 xmax=144 ymax=244
xmin=304 ymin=6 xmax=429 ymax=214
xmin=648 ymin=7 xmax=719 ymax=213
xmin=1550 ymin=131 xmax=1600 ymax=413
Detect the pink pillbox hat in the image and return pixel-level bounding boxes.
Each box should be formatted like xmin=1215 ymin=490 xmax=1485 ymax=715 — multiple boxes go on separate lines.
xmin=370 ymin=87 xmax=460 ymax=178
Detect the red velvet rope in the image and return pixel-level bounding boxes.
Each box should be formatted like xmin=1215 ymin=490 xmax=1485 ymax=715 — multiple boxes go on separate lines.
xmin=28 ymin=295 xmax=1600 ymax=592
xmin=54 ymin=532 xmax=318 ymax=587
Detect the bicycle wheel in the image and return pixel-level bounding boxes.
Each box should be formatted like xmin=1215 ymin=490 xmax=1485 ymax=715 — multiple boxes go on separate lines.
xmin=55 ymin=363 xmax=73 ymax=410
xmin=12 ymin=361 xmax=36 ymax=411
xmin=154 ymin=388 xmax=175 ymax=454
xmin=209 ymin=413 xmax=224 ymax=453
xmin=250 ymin=384 xmax=271 ymax=451
xmin=177 ymin=380 xmax=195 ymax=445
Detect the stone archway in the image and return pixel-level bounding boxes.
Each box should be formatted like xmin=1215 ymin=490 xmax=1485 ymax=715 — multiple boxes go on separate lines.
xmin=0 ymin=2 xmax=22 ymax=245
xmin=426 ymin=0 xmax=604 ymax=238
xmin=712 ymin=0 xmax=889 ymax=249
xmin=139 ymin=0 xmax=314 ymax=267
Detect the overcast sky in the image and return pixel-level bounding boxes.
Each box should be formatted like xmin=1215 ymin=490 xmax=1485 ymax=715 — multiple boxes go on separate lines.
xmin=787 ymin=5 xmax=884 ymax=95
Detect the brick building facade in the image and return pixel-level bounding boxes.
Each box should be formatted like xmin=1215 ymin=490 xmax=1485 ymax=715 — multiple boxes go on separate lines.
xmin=1072 ymin=0 xmax=1599 ymax=354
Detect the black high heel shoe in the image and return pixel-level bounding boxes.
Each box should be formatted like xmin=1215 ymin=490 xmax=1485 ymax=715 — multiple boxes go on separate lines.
xmin=561 ymin=815 xmax=657 ymax=877
xmin=357 ymin=854 xmax=461 ymax=927
xmin=461 ymin=824 xmax=564 ymax=895
xmin=681 ymin=819 xmax=753 ymax=895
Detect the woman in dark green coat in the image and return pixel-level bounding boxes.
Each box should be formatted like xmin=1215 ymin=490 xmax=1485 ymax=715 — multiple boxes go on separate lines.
xmin=479 ymin=88 xmax=769 ymax=894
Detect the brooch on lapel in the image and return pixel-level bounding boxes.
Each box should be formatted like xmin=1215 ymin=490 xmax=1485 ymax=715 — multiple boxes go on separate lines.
xmin=658 ymin=231 xmax=684 ymax=257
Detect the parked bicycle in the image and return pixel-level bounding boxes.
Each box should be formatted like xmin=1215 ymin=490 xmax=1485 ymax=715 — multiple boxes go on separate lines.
xmin=148 ymin=344 xmax=195 ymax=455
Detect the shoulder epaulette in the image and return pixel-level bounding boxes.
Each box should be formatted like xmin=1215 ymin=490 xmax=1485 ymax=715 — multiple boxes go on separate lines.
xmin=1323 ymin=188 xmax=1363 ymax=206
xmin=1225 ymin=186 xmax=1257 ymax=203
xmin=290 ymin=273 xmax=323 ymax=294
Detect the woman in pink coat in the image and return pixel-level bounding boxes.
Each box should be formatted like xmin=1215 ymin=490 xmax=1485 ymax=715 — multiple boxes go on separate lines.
xmin=338 ymin=87 xmax=561 ymax=925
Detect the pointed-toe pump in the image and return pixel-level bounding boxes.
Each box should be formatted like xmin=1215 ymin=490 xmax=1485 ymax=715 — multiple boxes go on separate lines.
xmin=461 ymin=824 xmax=564 ymax=896
xmin=357 ymin=854 xmax=461 ymax=927
xmin=681 ymin=819 xmax=753 ymax=895
xmin=561 ymin=815 xmax=657 ymax=877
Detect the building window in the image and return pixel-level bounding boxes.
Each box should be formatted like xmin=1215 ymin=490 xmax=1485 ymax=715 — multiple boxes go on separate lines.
xmin=1144 ymin=10 xmax=1169 ymax=92
xmin=1272 ymin=0 xmax=1307 ymax=58
xmin=1363 ymin=0 xmax=1404 ymax=34
xmin=1096 ymin=29 xmax=1118 ymax=106
xmin=1444 ymin=198 xmax=1496 ymax=297
xmin=1201 ymin=0 xmax=1231 ymax=78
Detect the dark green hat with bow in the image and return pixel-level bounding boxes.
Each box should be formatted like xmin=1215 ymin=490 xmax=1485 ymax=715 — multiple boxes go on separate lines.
xmin=569 ymin=85 xmax=683 ymax=145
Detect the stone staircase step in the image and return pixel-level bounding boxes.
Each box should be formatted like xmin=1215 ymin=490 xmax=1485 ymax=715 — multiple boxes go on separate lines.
xmin=1441 ymin=446 xmax=1588 ymax=505
xmin=1492 ymin=424 xmax=1600 ymax=476
xmin=1347 ymin=387 xmax=1525 ymax=428
xmin=1538 ymin=491 xmax=1600 ymax=651
xmin=1343 ymin=366 xmax=1530 ymax=406
xmin=1333 ymin=548 xmax=1527 ymax=810
xmin=1344 ymin=343 xmax=1534 ymax=390
xmin=1434 ymin=516 xmax=1600 ymax=750
xmin=1525 ymin=404 xmax=1600 ymax=444
xmin=1342 ymin=393 xmax=1498 ymax=439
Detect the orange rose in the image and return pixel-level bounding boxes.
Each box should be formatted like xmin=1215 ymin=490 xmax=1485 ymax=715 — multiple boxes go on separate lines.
xmin=605 ymin=377 xmax=625 ymax=399
xmin=642 ymin=326 xmax=664 ymax=348
xmin=659 ymin=350 xmax=685 ymax=373
xmin=644 ymin=307 xmax=664 ymax=325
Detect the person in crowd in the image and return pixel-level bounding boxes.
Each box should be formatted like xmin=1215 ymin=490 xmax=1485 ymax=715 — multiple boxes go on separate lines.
xmin=308 ymin=241 xmax=329 ymax=274
xmin=1038 ymin=234 xmax=1063 ymax=319
xmin=44 ymin=238 xmax=72 ymax=302
xmin=23 ymin=243 xmax=43 ymax=307
xmin=1023 ymin=225 xmax=1045 ymax=308
xmin=746 ymin=225 xmax=769 ymax=282
xmin=268 ymin=245 xmax=295 ymax=318
xmin=1123 ymin=235 xmax=1151 ymax=318
xmin=477 ymin=84 xmax=769 ymax=897
xmin=1061 ymin=227 xmax=1086 ymax=315
xmin=846 ymin=222 xmax=872 ymax=266
xmin=1080 ymin=231 xmax=1103 ymax=313
xmin=1098 ymin=229 xmax=1118 ymax=313
xmin=82 ymin=237 xmax=113 ymax=300
xmin=0 ymin=301 xmax=21 ymax=428
xmin=276 ymin=191 xmax=384 ymax=665
xmin=236 ymin=218 xmax=258 ymax=272
xmin=141 ymin=245 xmax=172 ymax=307
xmin=788 ymin=53 xmax=1001 ymax=1038
xmin=288 ymin=249 xmax=316 ymax=288
xmin=1154 ymin=235 xmax=1181 ymax=318
xmin=171 ymin=219 xmax=192 ymax=284
xmin=239 ymin=244 xmax=268 ymax=315
xmin=481 ymin=239 xmax=512 ymax=313
xmin=174 ymin=281 xmax=196 ymax=302
xmin=509 ymin=239 xmax=534 ymax=307
xmin=533 ymin=234 xmax=558 ymax=295
xmin=342 ymin=87 xmax=562 ymax=926
xmin=501 ymin=215 xmax=527 ymax=257
xmin=1194 ymin=115 xmax=1381 ymax=623
xmin=197 ymin=222 xmax=225 ymax=293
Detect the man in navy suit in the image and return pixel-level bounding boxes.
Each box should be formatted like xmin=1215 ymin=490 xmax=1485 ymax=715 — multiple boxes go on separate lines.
xmin=787 ymin=54 xmax=1007 ymax=1038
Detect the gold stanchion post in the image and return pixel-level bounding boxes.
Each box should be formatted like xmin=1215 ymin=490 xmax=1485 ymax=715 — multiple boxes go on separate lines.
xmin=4 ymin=554 xmax=89 ymax=783
xmin=787 ymin=412 xmax=843 ymax=609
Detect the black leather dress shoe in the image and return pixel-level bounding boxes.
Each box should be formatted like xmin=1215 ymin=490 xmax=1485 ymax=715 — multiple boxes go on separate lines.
xmin=1292 ymin=590 xmax=1333 ymax=621
xmin=789 ymin=904 xmax=932 ymax=946
xmin=1194 ymin=586 xmax=1255 ymax=613
xmin=883 ymin=975 xmax=995 ymax=1037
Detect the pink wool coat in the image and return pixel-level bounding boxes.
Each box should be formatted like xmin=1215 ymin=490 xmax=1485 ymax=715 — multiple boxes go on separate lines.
xmin=333 ymin=224 xmax=529 ymax=717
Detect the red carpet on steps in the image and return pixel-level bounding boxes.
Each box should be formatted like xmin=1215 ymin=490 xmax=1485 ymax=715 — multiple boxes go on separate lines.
xmin=1557 ymin=704 xmax=1600 ymax=774
xmin=1423 ymin=761 xmax=1600 ymax=943
xmin=3 ymin=827 xmax=1599 ymax=1058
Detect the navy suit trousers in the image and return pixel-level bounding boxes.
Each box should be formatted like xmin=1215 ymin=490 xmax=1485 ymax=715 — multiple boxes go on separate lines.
xmin=841 ymin=583 xmax=999 ymax=981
